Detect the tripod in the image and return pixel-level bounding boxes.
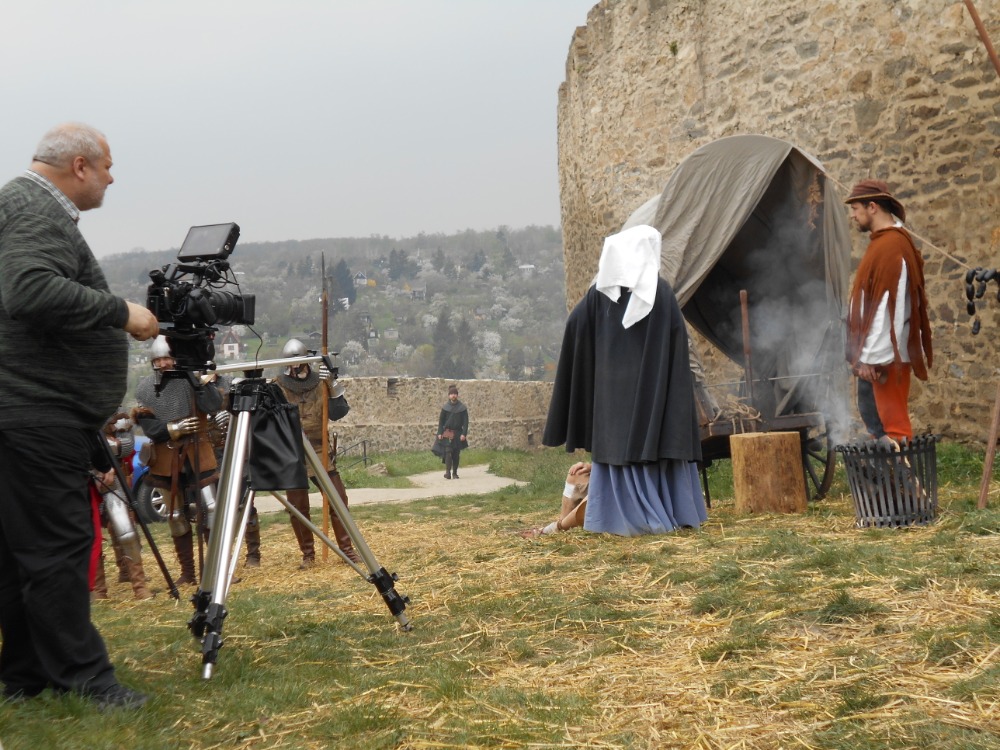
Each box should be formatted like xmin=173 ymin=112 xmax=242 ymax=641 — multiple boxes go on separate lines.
xmin=187 ymin=355 xmax=411 ymax=679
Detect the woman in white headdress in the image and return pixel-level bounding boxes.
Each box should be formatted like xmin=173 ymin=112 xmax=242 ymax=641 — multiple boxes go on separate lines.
xmin=541 ymin=225 xmax=707 ymax=535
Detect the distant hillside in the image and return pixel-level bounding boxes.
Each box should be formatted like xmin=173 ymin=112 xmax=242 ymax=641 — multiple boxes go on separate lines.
xmin=106 ymin=225 xmax=568 ymax=383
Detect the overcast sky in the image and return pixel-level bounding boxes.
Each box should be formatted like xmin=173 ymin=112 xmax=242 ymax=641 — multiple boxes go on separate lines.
xmin=2 ymin=1 xmax=595 ymax=258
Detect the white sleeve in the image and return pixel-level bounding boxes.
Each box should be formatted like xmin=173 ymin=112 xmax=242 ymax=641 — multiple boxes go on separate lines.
xmin=859 ymin=292 xmax=893 ymax=364
xmin=859 ymin=259 xmax=908 ymax=365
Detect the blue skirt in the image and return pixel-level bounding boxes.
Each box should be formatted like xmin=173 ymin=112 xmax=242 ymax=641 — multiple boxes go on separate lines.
xmin=584 ymin=459 xmax=707 ymax=536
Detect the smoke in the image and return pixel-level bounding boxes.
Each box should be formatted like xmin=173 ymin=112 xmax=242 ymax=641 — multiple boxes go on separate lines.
xmin=695 ymin=182 xmax=857 ymax=446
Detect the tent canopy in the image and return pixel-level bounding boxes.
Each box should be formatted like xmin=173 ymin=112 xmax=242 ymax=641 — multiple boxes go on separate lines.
xmin=622 ymin=135 xmax=851 ymax=419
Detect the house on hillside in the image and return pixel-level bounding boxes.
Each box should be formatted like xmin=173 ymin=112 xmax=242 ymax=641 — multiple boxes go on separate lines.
xmin=218 ymin=328 xmax=243 ymax=360
xmin=353 ymin=272 xmax=368 ymax=287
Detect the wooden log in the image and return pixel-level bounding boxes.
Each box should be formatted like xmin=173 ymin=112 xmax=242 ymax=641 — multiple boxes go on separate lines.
xmin=731 ymin=431 xmax=807 ymax=514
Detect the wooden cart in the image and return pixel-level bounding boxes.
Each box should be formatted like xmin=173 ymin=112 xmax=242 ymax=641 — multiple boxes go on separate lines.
xmin=695 ymin=290 xmax=840 ymax=506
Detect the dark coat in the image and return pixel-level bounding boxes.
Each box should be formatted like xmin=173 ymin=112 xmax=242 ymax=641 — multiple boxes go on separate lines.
xmin=542 ymin=279 xmax=702 ymax=466
xmin=437 ymin=400 xmax=469 ymax=450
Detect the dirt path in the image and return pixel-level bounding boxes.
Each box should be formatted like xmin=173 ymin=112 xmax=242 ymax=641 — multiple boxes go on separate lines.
xmin=253 ymin=463 xmax=527 ymax=513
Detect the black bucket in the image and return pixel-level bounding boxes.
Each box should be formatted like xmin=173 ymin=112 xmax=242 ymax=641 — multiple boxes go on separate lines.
xmin=835 ymin=435 xmax=938 ymax=528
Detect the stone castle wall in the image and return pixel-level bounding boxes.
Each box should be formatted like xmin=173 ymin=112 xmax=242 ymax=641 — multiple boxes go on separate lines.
xmin=558 ymin=0 xmax=1000 ymax=442
xmin=328 ymin=377 xmax=553 ymax=456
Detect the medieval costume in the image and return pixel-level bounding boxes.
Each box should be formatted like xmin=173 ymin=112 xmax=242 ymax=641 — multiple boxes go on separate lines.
xmin=135 ymin=371 xmax=222 ymax=585
xmin=275 ymin=338 xmax=360 ymax=566
xmin=844 ymin=180 xmax=932 ymax=442
xmin=91 ymin=411 xmax=152 ymax=600
xmin=437 ymin=386 xmax=469 ymax=479
xmin=543 ymin=225 xmax=707 ymax=536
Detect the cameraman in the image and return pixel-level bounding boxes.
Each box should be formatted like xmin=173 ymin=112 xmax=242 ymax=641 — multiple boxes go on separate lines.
xmin=134 ymin=336 xmax=225 ymax=585
xmin=0 ymin=123 xmax=157 ymax=709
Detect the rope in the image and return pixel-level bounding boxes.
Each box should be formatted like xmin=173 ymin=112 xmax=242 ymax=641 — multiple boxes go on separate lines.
xmin=825 ymin=174 xmax=977 ymax=272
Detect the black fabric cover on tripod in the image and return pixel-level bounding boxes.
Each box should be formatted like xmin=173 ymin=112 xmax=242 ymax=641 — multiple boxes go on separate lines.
xmin=249 ymin=383 xmax=309 ymax=491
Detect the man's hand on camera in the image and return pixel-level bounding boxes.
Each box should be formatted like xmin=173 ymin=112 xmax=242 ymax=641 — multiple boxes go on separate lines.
xmin=124 ymin=302 xmax=159 ymax=341
xmin=167 ymin=417 xmax=200 ymax=441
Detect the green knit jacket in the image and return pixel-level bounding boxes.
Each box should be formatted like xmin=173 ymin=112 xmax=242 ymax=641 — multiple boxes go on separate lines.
xmin=0 ymin=176 xmax=130 ymax=430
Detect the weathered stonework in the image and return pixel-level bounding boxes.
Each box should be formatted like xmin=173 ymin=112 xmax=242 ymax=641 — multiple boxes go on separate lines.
xmin=558 ymin=0 xmax=1000 ymax=442
xmin=329 ymin=377 xmax=553 ymax=455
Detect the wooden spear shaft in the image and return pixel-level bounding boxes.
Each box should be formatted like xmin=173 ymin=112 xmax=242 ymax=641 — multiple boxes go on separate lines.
xmin=964 ymin=0 xmax=1000 ymax=80
xmin=977 ymin=382 xmax=1000 ymax=509
xmin=320 ymin=253 xmax=331 ymax=559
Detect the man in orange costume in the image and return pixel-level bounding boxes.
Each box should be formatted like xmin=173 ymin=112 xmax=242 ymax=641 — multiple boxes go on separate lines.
xmin=844 ymin=180 xmax=933 ymax=442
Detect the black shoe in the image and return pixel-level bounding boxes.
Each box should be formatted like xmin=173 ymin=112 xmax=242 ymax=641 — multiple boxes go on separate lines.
xmin=444 ymin=472 xmax=451 ymax=479
xmin=453 ymin=473 xmax=459 ymax=479
xmin=83 ymin=683 xmax=148 ymax=711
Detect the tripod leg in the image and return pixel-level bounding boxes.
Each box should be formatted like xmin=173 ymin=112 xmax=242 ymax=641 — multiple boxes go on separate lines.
xmin=225 ymin=490 xmax=255 ymax=586
xmin=189 ymin=410 xmax=253 ymax=679
xmin=300 ymin=436 xmax=411 ymax=631
xmin=267 ymin=491 xmax=364 ymax=573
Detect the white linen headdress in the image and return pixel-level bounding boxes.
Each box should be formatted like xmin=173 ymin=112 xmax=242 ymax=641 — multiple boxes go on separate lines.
xmin=594 ymin=224 xmax=662 ymax=328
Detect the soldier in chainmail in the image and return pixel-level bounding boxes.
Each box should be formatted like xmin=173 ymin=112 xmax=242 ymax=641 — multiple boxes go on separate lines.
xmin=133 ymin=336 xmax=225 ymax=585
xmin=267 ymin=338 xmax=360 ymax=567
xmin=91 ymin=410 xmax=152 ymax=600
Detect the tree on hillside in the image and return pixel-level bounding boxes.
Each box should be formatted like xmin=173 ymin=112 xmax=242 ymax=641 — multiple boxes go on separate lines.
xmin=432 ymin=306 xmax=457 ymax=376
xmin=450 ymin=317 xmax=476 ymax=379
xmin=296 ymin=256 xmax=313 ymax=278
xmin=328 ymin=258 xmax=356 ymax=311
xmin=505 ymin=347 xmax=526 ymax=381
xmin=432 ymin=247 xmax=447 ymax=272
xmin=467 ymin=248 xmax=487 ymax=273
xmin=494 ymin=245 xmax=517 ymax=279
xmin=388 ymin=249 xmax=419 ymax=281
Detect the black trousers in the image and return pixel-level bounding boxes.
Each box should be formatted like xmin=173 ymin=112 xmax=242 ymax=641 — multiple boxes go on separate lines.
xmin=856 ymin=378 xmax=886 ymax=439
xmin=0 ymin=427 xmax=117 ymax=695
xmin=444 ymin=443 xmax=462 ymax=473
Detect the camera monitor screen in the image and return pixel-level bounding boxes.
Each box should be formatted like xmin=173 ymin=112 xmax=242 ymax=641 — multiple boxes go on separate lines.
xmin=177 ymin=223 xmax=241 ymax=262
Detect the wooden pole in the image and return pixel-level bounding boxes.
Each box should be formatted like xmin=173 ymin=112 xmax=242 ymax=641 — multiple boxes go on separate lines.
xmin=739 ymin=289 xmax=756 ymax=427
xmin=964 ymin=0 xmax=1000 ymax=80
xmin=320 ymin=253 xmax=331 ymax=560
xmin=977 ymin=382 xmax=1000 ymax=509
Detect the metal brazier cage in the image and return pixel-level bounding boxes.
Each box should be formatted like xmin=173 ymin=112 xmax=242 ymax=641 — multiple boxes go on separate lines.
xmin=836 ymin=434 xmax=938 ymax=528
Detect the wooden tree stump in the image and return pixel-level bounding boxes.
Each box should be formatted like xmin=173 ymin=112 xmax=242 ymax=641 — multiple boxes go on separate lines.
xmin=731 ymin=432 xmax=807 ymax=514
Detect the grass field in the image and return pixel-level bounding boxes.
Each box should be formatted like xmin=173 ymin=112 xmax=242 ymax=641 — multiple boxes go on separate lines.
xmin=0 ymin=444 xmax=998 ymax=749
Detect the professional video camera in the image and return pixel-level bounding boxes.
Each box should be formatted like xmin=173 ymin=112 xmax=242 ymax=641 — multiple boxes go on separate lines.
xmin=147 ymin=223 xmax=255 ymax=371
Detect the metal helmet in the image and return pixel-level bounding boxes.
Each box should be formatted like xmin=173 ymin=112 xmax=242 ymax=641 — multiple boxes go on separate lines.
xmin=150 ymin=335 xmax=172 ymax=360
xmin=281 ymin=338 xmax=308 ymax=357
xmin=282 ymin=338 xmax=309 ymax=376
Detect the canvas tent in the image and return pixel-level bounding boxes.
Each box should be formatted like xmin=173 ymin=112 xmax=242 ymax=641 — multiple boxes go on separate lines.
xmin=622 ymin=134 xmax=852 ymax=423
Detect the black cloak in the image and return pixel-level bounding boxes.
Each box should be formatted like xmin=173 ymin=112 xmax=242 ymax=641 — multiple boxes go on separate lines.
xmin=542 ymin=279 xmax=702 ymax=466
xmin=437 ymin=400 xmax=469 ymax=451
